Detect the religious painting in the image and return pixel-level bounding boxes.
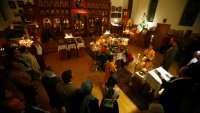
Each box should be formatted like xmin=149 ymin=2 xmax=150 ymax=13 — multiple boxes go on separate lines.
xmin=43 ymin=18 xmax=52 ymax=28
xmin=111 ymin=13 xmax=115 ymax=18
xmin=118 ymin=13 xmax=121 ymax=18
xmin=17 ymin=1 xmax=24 ymax=8
xmin=116 ymin=7 xmax=119 ymax=12
xmin=118 ymin=6 xmax=122 ymax=12
xmin=111 ymin=6 xmax=115 ymax=11
xmin=8 ymin=1 xmax=17 ymax=9
xmin=123 ymin=9 xmax=128 ymax=18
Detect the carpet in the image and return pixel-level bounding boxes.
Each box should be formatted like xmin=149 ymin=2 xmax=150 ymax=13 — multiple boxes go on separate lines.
xmin=115 ymin=68 xmax=154 ymax=110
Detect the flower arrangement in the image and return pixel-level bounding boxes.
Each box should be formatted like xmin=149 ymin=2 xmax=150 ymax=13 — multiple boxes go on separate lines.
xmin=101 ymin=46 xmax=107 ymax=53
xmin=126 ymin=51 xmax=134 ymax=63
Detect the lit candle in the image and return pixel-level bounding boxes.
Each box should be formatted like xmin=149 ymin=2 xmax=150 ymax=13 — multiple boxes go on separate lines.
xmin=150 ymin=35 xmax=154 ymax=42
xmin=136 ymin=53 xmax=141 ymax=64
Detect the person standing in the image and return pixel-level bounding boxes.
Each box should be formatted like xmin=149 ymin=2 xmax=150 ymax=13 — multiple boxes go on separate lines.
xmin=56 ymin=70 xmax=79 ymax=113
xmin=79 ymin=80 xmax=100 ymax=113
xmin=20 ymin=46 xmax=40 ymax=73
xmin=103 ymin=56 xmax=117 ymax=85
xmin=30 ymin=39 xmax=46 ymax=72
xmin=142 ymin=45 xmax=155 ymax=71
xmin=100 ymin=74 xmax=120 ymax=113
xmin=162 ymin=41 xmax=178 ymax=71
xmin=41 ymin=67 xmax=63 ymax=113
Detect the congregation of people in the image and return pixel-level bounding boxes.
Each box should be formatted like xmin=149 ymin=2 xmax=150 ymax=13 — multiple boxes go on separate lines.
xmin=1 ymin=32 xmax=200 ymax=113
xmin=0 ymin=39 xmax=121 ymax=113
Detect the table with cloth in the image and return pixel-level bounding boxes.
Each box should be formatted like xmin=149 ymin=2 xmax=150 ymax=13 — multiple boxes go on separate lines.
xmin=134 ymin=67 xmax=173 ymax=94
xmin=57 ymin=36 xmax=85 ymax=59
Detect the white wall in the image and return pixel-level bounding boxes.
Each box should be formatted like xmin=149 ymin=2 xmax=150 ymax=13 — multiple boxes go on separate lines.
xmin=131 ymin=0 xmax=200 ymax=34
xmin=110 ymin=0 xmax=129 ymax=23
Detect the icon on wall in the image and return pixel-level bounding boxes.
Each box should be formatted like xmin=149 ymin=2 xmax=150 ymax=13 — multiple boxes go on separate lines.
xmin=111 ymin=6 xmax=115 ymax=11
xmin=118 ymin=7 xmax=122 ymax=12
xmin=8 ymin=1 xmax=17 ymax=9
xmin=17 ymin=1 xmax=24 ymax=8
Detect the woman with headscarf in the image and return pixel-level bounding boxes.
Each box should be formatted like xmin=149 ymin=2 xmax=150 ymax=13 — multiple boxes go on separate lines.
xmin=100 ymin=74 xmax=120 ymax=113
xmin=79 ymin=80 xmax=100 ymax=113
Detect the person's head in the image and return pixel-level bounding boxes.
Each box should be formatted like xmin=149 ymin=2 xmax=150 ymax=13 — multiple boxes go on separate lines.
xmin=194 ymin=51 xmax=200 ymax=60
xmin=34 ymin=38 xmax=40 ymax=45
xmin=106 ymin=74 xmax=118 ymax=87
xmin=19 ymin=46 xmax=28 ymax=53
xmin=80 ymin=80 xmax=93 ymax=95
xmin=172 ymin=41 xmax=177 ymax=47
xmin=148 ymin=103 xmax=164 ymax=113
xmin=45 ymin=66 xmax=53 ymax=72
xmin=12 ymin=48 xmax=21 ymax=57
xmin=61 ymin=70 xmax=72 ymax=83
xmin=3 ymin=97 xmax=25 ymax=113
xmin=43 ymin=66 xmax=55 ymax=77
xmin=108 ymin=55 xmax=113 ymax=62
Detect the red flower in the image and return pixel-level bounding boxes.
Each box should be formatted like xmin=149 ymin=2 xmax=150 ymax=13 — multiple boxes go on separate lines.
xmin=127 ymin=52 xmax=134 ymax=63
xmin=101 ymin=47 xmax=107 ymax=53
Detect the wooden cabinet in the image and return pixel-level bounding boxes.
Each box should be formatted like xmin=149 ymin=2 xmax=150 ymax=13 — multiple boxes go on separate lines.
xmin=153 ymin=23 xmax=171 ymax=50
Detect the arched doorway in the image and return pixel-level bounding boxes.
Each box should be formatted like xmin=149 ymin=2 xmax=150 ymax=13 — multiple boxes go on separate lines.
xmin=53 ymin=18 xmax=61 ymax=35
xmin=73 ymin=13 xmax=86 ymax=36
xmin=42 ymin=18 xmax=53 ymax=42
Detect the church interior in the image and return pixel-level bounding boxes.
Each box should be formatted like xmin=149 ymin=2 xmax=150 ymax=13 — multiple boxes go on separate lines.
xmin=0 ymin=0 xmax=200 ymax=113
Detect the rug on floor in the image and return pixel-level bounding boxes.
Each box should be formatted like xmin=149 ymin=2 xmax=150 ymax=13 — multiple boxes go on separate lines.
xmin=115 ymin=68 xmax=155 ymax=110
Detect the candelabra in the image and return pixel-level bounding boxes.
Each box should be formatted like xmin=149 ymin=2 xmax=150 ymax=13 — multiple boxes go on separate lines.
xmin=134 ymin=53 xmax=141 ymax=73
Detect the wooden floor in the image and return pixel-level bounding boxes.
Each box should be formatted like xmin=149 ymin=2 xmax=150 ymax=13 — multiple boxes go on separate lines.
xmin=36 ymin=39 xmax=179 ymax=113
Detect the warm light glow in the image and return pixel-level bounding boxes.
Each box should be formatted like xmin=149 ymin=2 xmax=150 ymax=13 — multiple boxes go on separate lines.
xmin=19 ymin=39 xmax=33 ymax=47
xmin=114 ymin=19 xmax=118 ymax=23
xmin=147 ymin=22 xmax=153 ymax=30
xmin=64 ymin=33 xmax=73 ymax=39
xmin=104 ymin=30 xmax=110 ymax=35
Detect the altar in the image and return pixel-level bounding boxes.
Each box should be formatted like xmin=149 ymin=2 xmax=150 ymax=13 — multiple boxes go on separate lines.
xmin=135 ymin=66 xmax=173 ymax=91
xmin=90 ymin=34 xmax=133 ymax=69
xmin=57 ymin=33 xmax=85 ymax=59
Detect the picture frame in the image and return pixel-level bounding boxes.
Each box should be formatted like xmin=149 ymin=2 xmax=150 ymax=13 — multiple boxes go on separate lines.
xmin=111 ymin=6 xmax=115 ymax=11
xmin=8 ymin=1 xmax=17 ymax=9
xmin=118 ymin=6 xmax=122 ymax=12
xmin=116 ymin=7 xmax=118 ymax=12
xmin=123 ymin=9 xmax=128 ymax=18
xmin=118 ymin=13 xmax=121 ymax=18
xmin=114 ymin=13 xmax=118 ymax=18
xmin=111 ymin=13 xmax=115 ymax=18
xmin=17 ymin=1 xmax=24 ymax=8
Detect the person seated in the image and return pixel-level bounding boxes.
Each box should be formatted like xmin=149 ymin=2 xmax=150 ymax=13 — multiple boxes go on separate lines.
xmin=141 ymin=45 xmax=155 ymax=71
